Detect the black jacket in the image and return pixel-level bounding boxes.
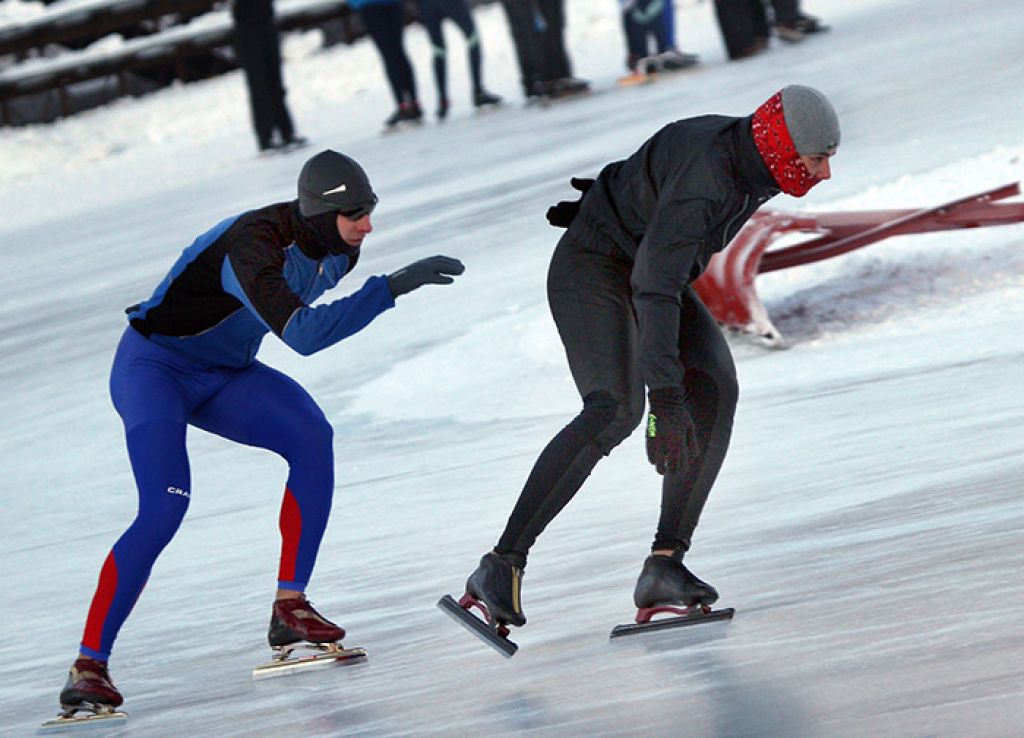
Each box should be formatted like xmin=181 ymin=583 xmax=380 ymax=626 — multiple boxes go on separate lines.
xmin=128 ymin=201 xmax=395 ymax=367
xmin=571 ymin=114 xmax=779 ymax=389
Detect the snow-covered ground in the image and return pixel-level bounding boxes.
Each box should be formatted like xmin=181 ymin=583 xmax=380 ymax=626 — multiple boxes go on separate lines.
xmin=2 ymin=0 xmax=1023 ymax=736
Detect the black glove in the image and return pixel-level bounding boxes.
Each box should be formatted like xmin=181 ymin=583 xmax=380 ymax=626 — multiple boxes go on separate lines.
xmin=645 ymin=387 xmax=701 ymax=475
xmin=545 ymin=176 xmax=595 ymax=228
xmin=387 ymin=255 xmax=465 ymax=298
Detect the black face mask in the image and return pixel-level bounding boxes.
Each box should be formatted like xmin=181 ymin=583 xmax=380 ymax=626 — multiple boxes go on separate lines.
xmin=290 ymin=200 xmax=360 ymax=260
xmin=305 ymin=210 xmax=351 ymax=255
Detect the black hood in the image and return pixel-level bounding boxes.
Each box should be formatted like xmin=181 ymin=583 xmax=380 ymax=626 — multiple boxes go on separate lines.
xmin=288 ymin=200 xmax=361 ymax=263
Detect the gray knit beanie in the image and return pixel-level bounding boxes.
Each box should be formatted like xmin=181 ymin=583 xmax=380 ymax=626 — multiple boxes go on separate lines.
xmin=781 ymin=85 xmax=840 ymax=155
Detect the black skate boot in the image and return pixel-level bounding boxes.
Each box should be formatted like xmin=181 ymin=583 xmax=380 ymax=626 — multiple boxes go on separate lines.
xmin=383 ymin=101 xmax=424 ymax=131
xmin=473 ymin=90 xmax=503 ymax=108
xmin=268 ymin=596 xmax=346 ymax=648
xmin=610 ymin=554 xmax=733 ymax=638
xmin=633 ymin=554 xmax=719 ymax=609
xmin=466 ymin=552 xmax=526 ymax=627
xmin=437 ymin=552 xmax=525 ymax=657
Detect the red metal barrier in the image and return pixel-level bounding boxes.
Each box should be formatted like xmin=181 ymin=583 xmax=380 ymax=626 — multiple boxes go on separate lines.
xmin=694 ymin=182 xmax=1024 ymax=345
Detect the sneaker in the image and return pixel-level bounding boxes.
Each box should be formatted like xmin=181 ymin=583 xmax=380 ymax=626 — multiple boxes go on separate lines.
xmin=59 ymin=658 xmax=123 ymax=708
xmin=775 ymin=22 xmax=806 ymax=43
xmin=633 ymin=554 xmax=719 ymax=609
xmin=465 ymin=552 xmax=526 ymax=627
xmin=795 ymin=13 xmax=827 ymax=33
xmin=281 ymin=135 xmax=309 ymax=150
xmin=526 ymin=79 xmax=551 ymax=98
xmin=659 ymin=49 xmax=700 ymax=70
xmin=473 ymin=90 xmax=502 ymax=108
xmin=551 ymin=77 xmax=590 ymax=97
xmin=268 ymin=597 xmax=346 ymax=648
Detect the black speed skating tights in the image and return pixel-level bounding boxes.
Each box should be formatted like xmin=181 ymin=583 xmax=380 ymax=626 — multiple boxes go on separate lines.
xmin=495 ymin=234 xmax=738 ymax=567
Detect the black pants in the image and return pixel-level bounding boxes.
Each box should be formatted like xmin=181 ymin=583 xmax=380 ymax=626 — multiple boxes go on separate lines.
xmin=499 ymin=0 xmax=571 ymax=96
xmin=713 ymin=0 xmax=767 ymax=59
xmin=419 ymin=0 xmax=483 ymax=102
xmin=495 ymin=233 xmax=739 ymax=565
xmin=766 ymin=0 xmax=800 ymax=23
xmin=234 ymin=22 xmax=295 ymax=149
xmin=360 ymin=3 xmax=418 ymax=106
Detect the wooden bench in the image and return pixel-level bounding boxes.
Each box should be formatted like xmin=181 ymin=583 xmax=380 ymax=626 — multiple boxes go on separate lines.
xmin=0 ymin=0 xmax=393 ymax=125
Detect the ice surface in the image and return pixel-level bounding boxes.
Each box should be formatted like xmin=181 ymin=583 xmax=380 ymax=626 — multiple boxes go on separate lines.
xmin=2 ymin=0 xmax=1023 ymax=736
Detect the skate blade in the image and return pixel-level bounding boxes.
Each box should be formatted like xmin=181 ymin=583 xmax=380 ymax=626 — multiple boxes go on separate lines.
xmin=473 ymin=105 xmax=505 ymax=116
xmin=381 ymin=120 xmax=424 ymax=136
xmin=252 ymin=642 xmax=368 ymax=680
xmin=610 ymin=606 xmax=735 ymax=639
xmin=437 ymin=594 xmax=518 ymax=658
xmin=39 ymin=705 xmax=127 ymax=733
xmin=617 ymin=73 xmax=653 ymax=87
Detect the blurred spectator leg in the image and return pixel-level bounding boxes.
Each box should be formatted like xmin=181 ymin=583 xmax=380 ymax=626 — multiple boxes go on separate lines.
xmin=234 ymin=23 xmax=278 ymax=152
xmin=445 ymin=0 xmax=501 ymax=108
xmin=359 ymin=3 xmax=423 ymax=127
xmin=621 ymin=2 xmax=651 ymax=74
xmin=660 ymin=0 xmax=677 ymax=49
xmin=713 ymin=0 xmax=767 ymax=60
xmin=499 ymin=0 xmax=545 ymax=99
xmin=535 ymin=0 xmax=587 ymax=97
xmin=419 ymin=0 xmax=451 ymax=118
xmin=259 ymin=24 xmax=303 ymax=147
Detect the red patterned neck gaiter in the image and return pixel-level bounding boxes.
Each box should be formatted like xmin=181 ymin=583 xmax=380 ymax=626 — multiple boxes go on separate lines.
xmin=751 ymin=91 xmax=819 ymax=197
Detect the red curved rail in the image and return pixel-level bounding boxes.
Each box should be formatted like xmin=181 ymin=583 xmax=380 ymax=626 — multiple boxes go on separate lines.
xmin=694 ymin=182 xmax=1024 ymax=345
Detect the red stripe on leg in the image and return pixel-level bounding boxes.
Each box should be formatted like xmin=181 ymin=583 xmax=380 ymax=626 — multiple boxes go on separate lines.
xmin=278 ymin=487 xmax=303 ymax=583
xmin=82 ymin=551 xmax=119 ymax=652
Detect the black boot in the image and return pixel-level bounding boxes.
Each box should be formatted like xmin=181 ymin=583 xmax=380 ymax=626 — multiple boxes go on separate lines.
xmin=473 ymin=90 xmax=502 ymax=108
xmin=633 ymin=554 xmax=718 ymax=608
xmin=466 ymin=552 xmax=526 ymax=627
xmin=384 ymin=102 xmax=424 ymax=129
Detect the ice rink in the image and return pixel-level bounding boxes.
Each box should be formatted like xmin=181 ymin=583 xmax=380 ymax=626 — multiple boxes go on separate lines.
xmin=1 ymin=0 xmax=1023 ymax=735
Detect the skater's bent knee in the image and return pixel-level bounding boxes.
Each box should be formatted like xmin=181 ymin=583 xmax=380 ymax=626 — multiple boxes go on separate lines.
xmin=577 ymin=391 xmax=643 ymax=453
xmin=278 ymin=411 xmax=334 ymax=461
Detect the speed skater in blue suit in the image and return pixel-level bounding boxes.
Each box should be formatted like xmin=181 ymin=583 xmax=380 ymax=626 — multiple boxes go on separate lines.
xmin=58 ymin=149 xmax=465 ymax=714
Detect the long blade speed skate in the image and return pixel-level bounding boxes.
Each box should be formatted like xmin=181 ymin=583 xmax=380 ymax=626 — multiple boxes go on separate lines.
xmin=252 ymin=641 xmax=367 ymax=679
xmin=39 ymin=704 xmax=128 ymax=733
xmin=610 ymin=604 xmax=735 ymax=639
xmin=437 ymin=594 xmax=518 ymax=658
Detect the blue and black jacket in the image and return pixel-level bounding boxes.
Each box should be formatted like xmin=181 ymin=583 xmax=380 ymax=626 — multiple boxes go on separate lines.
xmin=129 ymin=200 xmax=395 ymax=367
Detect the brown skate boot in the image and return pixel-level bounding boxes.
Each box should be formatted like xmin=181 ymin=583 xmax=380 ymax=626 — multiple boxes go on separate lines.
xmin=59 ymin=657 xmax=123 ymax=709
xmin=268 ymin=597 xmax=346 ymax=648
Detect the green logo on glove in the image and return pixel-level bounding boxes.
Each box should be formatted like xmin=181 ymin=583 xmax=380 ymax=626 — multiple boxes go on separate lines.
xmin=646 ymin=413 xmax=658 ymax=438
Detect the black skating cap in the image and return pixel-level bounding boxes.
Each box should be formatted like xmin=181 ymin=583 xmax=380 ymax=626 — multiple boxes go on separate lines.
xmin=297 ymin=149 xmax=378 ymax=218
